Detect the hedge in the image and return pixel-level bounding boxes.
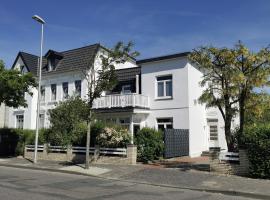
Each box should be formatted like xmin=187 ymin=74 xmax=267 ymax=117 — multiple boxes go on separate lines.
xmin=242 ymin=125 xmax=270 ymax=179
xmin=135 ymin=127 xmax=164 ymax=163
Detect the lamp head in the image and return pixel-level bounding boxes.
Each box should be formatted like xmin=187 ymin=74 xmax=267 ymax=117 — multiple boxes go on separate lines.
xmin=32 ymin=15 xmax=45 ymax=24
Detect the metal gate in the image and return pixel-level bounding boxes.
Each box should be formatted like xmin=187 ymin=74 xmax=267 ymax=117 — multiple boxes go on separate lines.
xmin=164 ymin=129 xmax=189 ymax=158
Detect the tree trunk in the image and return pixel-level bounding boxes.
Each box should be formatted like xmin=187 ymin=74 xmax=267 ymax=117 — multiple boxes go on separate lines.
xmin=85 ymin=110 xmax=92 ymax=169
xmin=224 ymin=115 xmax=233 ymax=151
xmin=238 ymin=97 xmax=245 ymax=138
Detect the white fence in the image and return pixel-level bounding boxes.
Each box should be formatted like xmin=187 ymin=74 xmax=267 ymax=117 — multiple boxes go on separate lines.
xmin=219 ymin=151 xmax=239 ymax=161
xmin=25 ymin=145 xmax=127 ymax=156
xmin=92 ymin=94 xmax=149 ymax=109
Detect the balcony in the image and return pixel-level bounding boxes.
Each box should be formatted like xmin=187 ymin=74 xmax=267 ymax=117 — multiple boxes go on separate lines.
xmin=93 ymin=94 xmax=150 ymax=109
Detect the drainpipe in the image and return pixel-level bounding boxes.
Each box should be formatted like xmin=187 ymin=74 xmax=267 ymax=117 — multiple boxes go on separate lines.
xmin=136 ymin=75 xmax=139 ymax=94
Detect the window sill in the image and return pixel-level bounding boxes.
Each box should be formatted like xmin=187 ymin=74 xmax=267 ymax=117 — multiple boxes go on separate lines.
xmin=48 ymin=101 xmax=57 ymax=105
xmin=155 ymin=97 xmax=173 ymax=101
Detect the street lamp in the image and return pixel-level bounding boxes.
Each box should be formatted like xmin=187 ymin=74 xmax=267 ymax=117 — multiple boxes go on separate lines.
xmin=32 ymin=15 xmax=45 ymax=164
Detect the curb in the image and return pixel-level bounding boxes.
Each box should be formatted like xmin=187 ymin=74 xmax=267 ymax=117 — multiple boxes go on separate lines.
xmin=0 ymin=163 xmax=269 ymax=200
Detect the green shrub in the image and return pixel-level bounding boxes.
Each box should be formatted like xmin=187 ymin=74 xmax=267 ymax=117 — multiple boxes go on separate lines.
xmin=135 ymin=127 xmax=164 ymax=163
xmin=0 ymin=128 xmax=37 ymax=156
xmin=96 ymin=126 xmax=131 ymax=148
xmin=243 ymin=124 xmax=270 ymax=179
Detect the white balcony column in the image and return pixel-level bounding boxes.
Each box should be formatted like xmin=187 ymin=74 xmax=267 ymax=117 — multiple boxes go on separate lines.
xmin=129 ymin=115 xmax=134 ymax=144
xmin=136 ymin=75 xmax=139 ymax=94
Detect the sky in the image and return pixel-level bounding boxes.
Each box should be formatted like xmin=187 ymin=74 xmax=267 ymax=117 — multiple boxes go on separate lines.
xmin=1 ymin=0 xmax=270 ymax=68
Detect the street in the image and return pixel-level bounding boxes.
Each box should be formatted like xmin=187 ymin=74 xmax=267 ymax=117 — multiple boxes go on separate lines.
xmin=0 ymin=166 xmax=257 ymax=200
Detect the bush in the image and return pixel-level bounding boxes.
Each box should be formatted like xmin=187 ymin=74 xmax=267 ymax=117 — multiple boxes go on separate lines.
xmin=0 ymin=128 xmax=37 ymax=156
xmin=96 ymin=125 xmax=131 ymax=148
xmin=135 ymin=127 xmax=164 ymax=163
xmin=242 ymin=124 xmax=270 ymax=179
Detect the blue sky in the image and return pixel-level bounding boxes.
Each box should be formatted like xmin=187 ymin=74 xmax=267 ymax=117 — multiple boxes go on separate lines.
xmin=1 ymin=0 xmax=270 ymax=67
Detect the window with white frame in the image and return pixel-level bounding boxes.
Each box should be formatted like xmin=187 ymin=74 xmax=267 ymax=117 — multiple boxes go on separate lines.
xmin=156 ymin=75 xmax=172 ymax=98
xmin=62 ymin=82 xmax=68 ymax=100
xmin=39 ymin=114 xmax=45 ymax=129
xmin=16 ymin=114 xmax=24 ymax=129
xmin=157 ymin=118 xmax=173 ymax=131
xmin=51 ymin=84 xmax=57 ymax=101
xmin=40 ymin=86 xmax=45 ymax=102
xmin=121 ymin=84 xmax=131 ymax=94
xmin=75 ymin=80 xmax=81 ymax=97
xmin=119 ymin=117 xmax=130 ymax=130
xmin=20 ymin=65 xmax=27 ymax=74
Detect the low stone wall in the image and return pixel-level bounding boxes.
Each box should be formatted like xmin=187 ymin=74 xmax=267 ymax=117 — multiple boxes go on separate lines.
xmin=209 ymin=149 xmax=250 ymax=176
xmin=24 ymin=144 xmax=137 ymax=165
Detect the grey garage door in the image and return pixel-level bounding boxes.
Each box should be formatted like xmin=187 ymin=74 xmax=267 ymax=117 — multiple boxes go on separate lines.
xmin=164 ymin=129 xmax=189 ymax=158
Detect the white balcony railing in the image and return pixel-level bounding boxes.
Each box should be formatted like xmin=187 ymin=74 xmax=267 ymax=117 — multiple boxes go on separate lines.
xmin=93 ymin=93 xmax=150 ymax=109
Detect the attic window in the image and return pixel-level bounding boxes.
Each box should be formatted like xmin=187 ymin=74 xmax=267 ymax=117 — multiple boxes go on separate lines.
xmin=20 ymin=66 xmax=27 ymax=74
xmin=48 ymin=59 xmax=56 ymax=71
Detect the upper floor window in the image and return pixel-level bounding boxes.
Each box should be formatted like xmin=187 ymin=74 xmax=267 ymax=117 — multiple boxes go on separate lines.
xmin=51 ymin=84 xmax=57 ymax=101
xmin=156 ymin=75 xmax=172 ymax=98
xmin=121 ymin=84 xmax=131 ymax=94
xmin=62 ymin=82 xmax=69 ymax=100
xmin=75 ymin=80 xmax=81 ymax=97
xmin=48 ymin=59 xmax=56 ymax=71
xmin=39 ymin=114 xmax=45 ymax=129
xmin=40 ymin=86 xmax=45 ymax=102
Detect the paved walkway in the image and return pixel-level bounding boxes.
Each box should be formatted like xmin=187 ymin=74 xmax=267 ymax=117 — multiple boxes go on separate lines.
xmin=0 ymin=157 xmax=270 ymax=199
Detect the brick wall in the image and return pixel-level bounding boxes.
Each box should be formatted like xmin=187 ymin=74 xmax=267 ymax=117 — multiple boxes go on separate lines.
xmin=209 ymin=148 xmax=250 ymax=176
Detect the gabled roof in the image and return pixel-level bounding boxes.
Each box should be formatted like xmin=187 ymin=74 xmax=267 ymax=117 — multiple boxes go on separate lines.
xmin=137 ymin=52 xmax=190 ymax=64
xmin=12 ymin=43 xmax=100 ymax=76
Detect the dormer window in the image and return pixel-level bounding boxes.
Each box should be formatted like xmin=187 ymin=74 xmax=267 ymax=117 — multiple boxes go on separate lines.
xmin=45 ymin=50 xmax=64 ymax=72
xmin=48 ymin=59 xmax=55 ymax=71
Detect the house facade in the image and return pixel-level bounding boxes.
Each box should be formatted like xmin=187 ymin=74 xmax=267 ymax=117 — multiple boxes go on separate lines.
xmin=7 ymin=43 xmax=229 ymax=157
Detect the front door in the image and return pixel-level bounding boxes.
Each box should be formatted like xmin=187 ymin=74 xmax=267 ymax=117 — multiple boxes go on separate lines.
xmin=207 ymin=119 xmax=219 ymax=148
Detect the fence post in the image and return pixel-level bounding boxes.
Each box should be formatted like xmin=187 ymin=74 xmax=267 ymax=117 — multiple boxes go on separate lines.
xmin=127 ymin=144 xmax=137 ymax=165
xmin=94 ymin=145 xmax=100 ymax=162
xmin=43 ymin=143 xmax=48 ymax=159
xmin=67 ymin=145 xmax=73 ymax=162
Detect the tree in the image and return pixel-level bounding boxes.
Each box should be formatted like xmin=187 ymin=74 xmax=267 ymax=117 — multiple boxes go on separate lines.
xmin=189 ymin=42 xmax=270 ymax=150
xmin=232 ymin=42 xmax=270 ymax=137
xmin=0 ymin=60 xmax=36 ymax=107
xmin=46 ymin=96 xmax=89 ymax=146
xmin=83 ymin=42 xmax=139 ymax=169
xmin=189 ymin=47 xmax=239 ymax=150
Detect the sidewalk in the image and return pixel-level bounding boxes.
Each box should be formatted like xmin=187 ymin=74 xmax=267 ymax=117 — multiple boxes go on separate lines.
xmin=0 ymin=157 xmax=270 ymax=199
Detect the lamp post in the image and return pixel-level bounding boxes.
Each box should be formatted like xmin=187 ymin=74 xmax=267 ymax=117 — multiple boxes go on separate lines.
xmin=32 ymin=15 xmax=45 ymax=164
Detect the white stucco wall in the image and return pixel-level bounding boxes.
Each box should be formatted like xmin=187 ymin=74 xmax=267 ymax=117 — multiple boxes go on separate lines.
xmin=187 ymin=63 xmax=208 ymax=157
xmin=141 ymin=57 xmax=190 ymax=131
xmin=0 ymin=104 xmax=5 ymax=128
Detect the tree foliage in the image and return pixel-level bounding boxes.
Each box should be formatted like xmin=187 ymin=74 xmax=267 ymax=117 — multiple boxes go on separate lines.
xmin=0 ymin=60 xmax=37 ymax=107
xmin=46 ymin=96 xmax=89 ymax=146
xmin=189 ymin=42 xmax=270 ymax=150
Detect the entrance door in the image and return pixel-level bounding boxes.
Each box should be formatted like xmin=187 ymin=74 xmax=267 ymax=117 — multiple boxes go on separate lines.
xmin=133 ymin=124 xmax=140 ymax=136
xmin=207 ymin=119 xmax=219 ymax=148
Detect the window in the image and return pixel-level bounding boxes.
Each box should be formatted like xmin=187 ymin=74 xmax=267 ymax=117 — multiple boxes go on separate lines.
xmin=157 ymin=118 xmax=173 ymax=131
xmin=40 ymin=86 xmax=45 ymax=102
xmin=75 ymin=80 xmax=81 ymax=97
xmin=51 ymin=84 xmax=57 ymax=101
xmin=39 ymin=114 xmax=45 ymax=129
xmin=48 ymin=59 xmax=56 ymax=71
xmin=62 ymin=82 xmax=68 ymax=99
xmin=20 ymin=66 xmax=27 ymax=74
xmin=209 ymin=125 xmax=218 ymax=141
xmin=121 ymin=84 xmax=132 ymax=94
xmin=156 ymin=75 xmax=172 ymax=98
xmin=16 ymin=115 xmax=24 ymax=129
xmin=119 ymin=117 xmax=130 ymax=130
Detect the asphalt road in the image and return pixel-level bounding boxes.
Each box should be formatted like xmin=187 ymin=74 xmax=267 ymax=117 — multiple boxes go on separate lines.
xmin=0 ymin=166 xmax=256 ymax=200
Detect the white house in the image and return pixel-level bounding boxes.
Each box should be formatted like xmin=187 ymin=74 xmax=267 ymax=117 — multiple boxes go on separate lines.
xmin=7 ymin=43 xmax=228 ymax=157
